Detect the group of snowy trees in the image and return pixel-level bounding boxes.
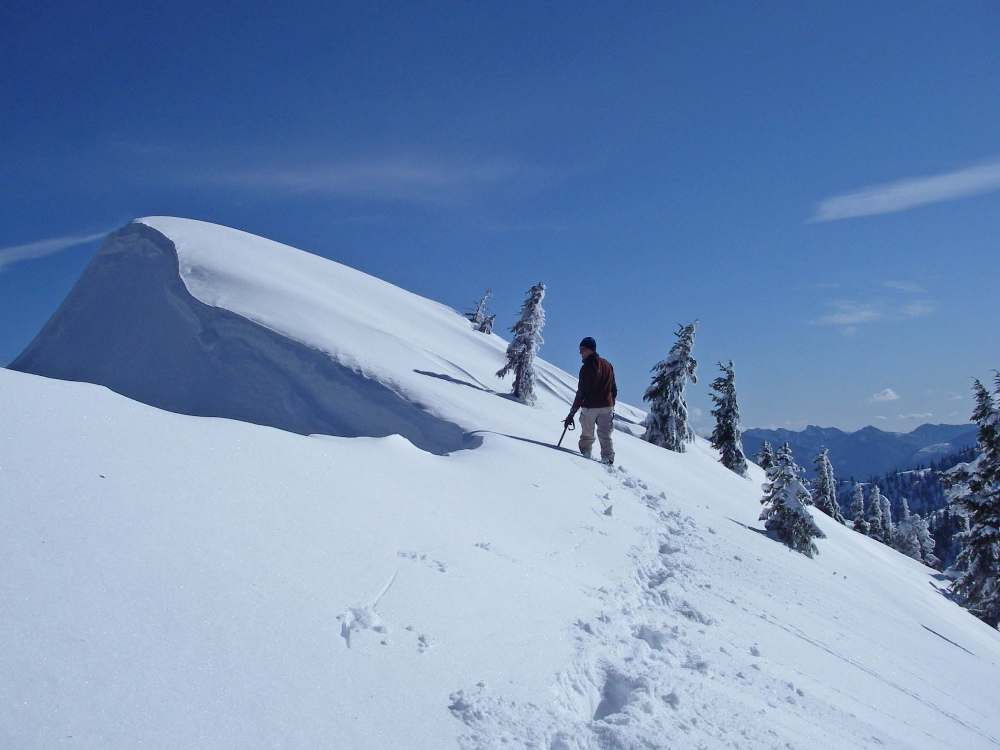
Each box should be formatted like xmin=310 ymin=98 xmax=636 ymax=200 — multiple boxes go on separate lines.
xmin=623 ymin=321 xmax=828 ymax=558
xmin=640 ymin=321 xmax=749 ymax=479
xmin=943 ymin=374 xmax=1000 ymax=628
xmin=831 ymin=447 xmax=975 ymax=570
xmin=750 ymin=437 xmax=936 ymax=562
xmin=817 ymin=370 xmax=1000 ymax=628
xmin=637 ymin=324 xmax=829 ymax=559
xmin=753 ymin=441 xmax=845 ymax=557
xmin=757 ymin=437 xmax=939 ymax=562
xmin=848 ymin=481 xmax=939 ymax=565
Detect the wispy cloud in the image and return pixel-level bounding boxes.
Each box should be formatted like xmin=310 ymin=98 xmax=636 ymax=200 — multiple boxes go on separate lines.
xmin=0 ymin=230 xmax=107 ymax=272
xmin=811 ymin=157 xmax=1000 ymax=222
xmin=870 ymin=388 xmax=900 ymax=402
xmin=814 ymin=297 xmax=934 ymax=330
xmin=200 ymin=155 xmax=544 ymax=204
xmin=882 ymin=280 xmax=924 ymax=293
xmin=815 ymin=301 xmax=882 ymax=326
xmin=900 ymin=301 xmax=935 ymax=318
xmin=898 ymin=412 xmax=934 ymax=420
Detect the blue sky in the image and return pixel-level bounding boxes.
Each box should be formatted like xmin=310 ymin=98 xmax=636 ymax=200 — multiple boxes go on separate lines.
xmin=2 ymin=1 xmax=998 ymax=432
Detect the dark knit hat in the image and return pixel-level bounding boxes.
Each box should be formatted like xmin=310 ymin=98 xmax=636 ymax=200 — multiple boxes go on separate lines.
xmin=579 ymin=336 xmax=597 ymax=351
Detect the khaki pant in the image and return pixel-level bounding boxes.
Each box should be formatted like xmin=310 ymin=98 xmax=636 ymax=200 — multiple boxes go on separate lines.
xmin=579 ymin=406 xmax=615 ymax=462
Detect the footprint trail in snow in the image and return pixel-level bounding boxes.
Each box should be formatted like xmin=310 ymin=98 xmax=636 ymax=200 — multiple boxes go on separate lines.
xmin=447 ymin=464 xmax=849 ymax=750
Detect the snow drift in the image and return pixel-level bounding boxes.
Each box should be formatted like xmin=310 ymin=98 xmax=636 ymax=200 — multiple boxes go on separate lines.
xmin=4 ymin=218 xmax=1000 ymax=750
xmin=10 ymin=221 xmax=475 ymax=453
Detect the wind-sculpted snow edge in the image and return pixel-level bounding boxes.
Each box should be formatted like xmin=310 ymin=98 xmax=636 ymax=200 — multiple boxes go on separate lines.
xmin=11 ymin=222 xmax=479 ymax=454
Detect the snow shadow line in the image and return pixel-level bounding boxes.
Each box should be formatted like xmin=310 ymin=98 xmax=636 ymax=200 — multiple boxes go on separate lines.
xmin=727 ymin=517 xmax=769 ymax=537
xmin=413 ymin=369 xmax=546 ymax=408
xmin=414 ymin=369 xmax=493 ymax=394
xmin=469 ymin=430 xmax=586 ymax=458
xmin=920 ymin=624 xmax=975 ymax=656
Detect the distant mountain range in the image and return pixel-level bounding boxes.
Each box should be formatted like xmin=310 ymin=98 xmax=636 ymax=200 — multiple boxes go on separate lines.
xmin=742 ymin=423 xmax=977 ymax=479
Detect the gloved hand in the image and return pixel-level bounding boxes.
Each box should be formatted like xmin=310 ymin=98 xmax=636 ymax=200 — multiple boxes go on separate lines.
xmin=563 ymin=415 xmax=575 ymax=429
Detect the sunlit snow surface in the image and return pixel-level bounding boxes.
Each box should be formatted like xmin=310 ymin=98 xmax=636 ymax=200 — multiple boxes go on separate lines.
xmin=3 ymin=218 xmax=999 ymax=749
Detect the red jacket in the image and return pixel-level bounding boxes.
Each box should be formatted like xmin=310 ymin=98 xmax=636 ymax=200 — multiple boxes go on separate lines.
xmin=570 ymin=354 xmax=617 ymax=412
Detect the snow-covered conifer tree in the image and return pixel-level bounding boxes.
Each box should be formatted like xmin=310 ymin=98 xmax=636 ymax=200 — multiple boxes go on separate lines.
xmin=867 ymin=485 xmax=885 ymax=542
xmin=759 ymin=443 xmax=825 ymax=557
xmin=466 ymin=289 xmax=492 ymax=328
xmin=812 ymin=448 xmax=845 ymax=523
xmin=643 ymin=321 xmax=698 ymax=452
xmin=892 ymin=497 xmax=922 ymax=560
xmin=709 ymin=361 xmax=748 ymax=476
xmin=850 ymin=482 xmax=869 ymax=535
xmin=757 ymin=440 xmax=775 ymax=471
xmin=477 ymin=313 xmax=495 ymax=335
xmin=880 ymin=492 xmax=894 ymax=543
xmin=913 ymin=513 xmax=939 ymax=567
xmin=946 ymin=376 xmax=1000 ymax=626
xmin=495 ymin=282 xmax=545 ymax=405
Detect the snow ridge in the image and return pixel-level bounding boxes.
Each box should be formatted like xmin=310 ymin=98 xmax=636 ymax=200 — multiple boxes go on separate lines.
xmin=11 ymin=221 xmax=476 ymax=453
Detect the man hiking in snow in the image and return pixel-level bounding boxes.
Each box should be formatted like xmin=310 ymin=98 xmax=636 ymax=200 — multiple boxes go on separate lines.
xmin=563 ymin=337 xmax=617 ymax=464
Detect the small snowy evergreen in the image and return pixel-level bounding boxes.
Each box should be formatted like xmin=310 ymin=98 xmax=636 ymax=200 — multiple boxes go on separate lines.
xmin=709 ymin=361 xmax=748 ymax=476
xmin=643 ymin=321 xmax=698 ymax=452
xmin=495 ymin=282 xmax=546 ymax=405
xmin=850 ymin=482 xmax=869 ymax=535
xmin=913 ymin=513 xmax=939 ymax=567
xmin=946 ymin=376 xmax=1000 ymax=627
xmin=879 ymin=492 xmax=894 ymax=543
xmin=477 ymin=313 xmax=496 ymax=334
xmin=867 ymin=485 xmax=885 ymax=542
xmin=466 ymin=289 xmax=492 ymax=329
xmin=890 ymin=497 xmax=938 ymax=567
xmin=812 ymin=448 xmax=845 ymax=523
xmin=891 ymin=497 xmax=922 ymax=560
xmin=759 ymin=443 xmax=825 ymax=557
xmin=756 ymin=440 xmax=775 ymax=471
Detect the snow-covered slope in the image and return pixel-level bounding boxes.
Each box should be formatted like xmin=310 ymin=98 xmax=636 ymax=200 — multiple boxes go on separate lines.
xmin=10 ymin=217 xmax=644 ymax=453
xmin=4 ymin=218 xmax=1000 ymax=750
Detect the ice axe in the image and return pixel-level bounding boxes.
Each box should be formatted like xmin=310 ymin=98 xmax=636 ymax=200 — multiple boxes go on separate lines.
xmin=557 ymin=418 xmax=575 ymax=448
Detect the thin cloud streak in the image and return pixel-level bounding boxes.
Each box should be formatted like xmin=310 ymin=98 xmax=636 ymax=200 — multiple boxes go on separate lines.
xmin=0 ymin=230 xmax=107 ymax=271
xmin=815 ymin=301 xmax=882 ymax=326
xmin=201 ymin=156 xmax=544 ymax=204
xmin=814 ymin=298 xmax=935 ymax=328
xmin=811 ymin=158 xmax=1000 ymax=222
xmin=901 ymin=301 xmax=935 ymax=318
xmin=882 ymin=280 xmax=924 ymax=293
